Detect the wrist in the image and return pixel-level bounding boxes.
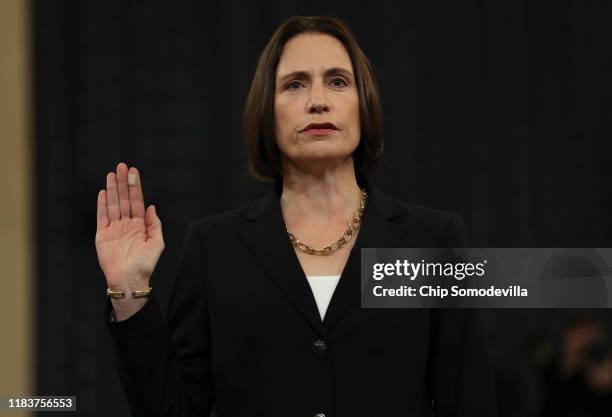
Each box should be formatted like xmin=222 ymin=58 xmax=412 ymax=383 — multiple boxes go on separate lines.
xmin=108 ymin=277 xmax=150 ymax=293
xmin=107 ymin=278 xmax=152 ymax=300
xmin=110 ymin=296 xmax=149 ymax=321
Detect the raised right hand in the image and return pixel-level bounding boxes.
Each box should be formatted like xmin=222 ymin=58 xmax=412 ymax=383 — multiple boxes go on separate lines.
xmin=95 ymin=162 xmax=165 ymax=291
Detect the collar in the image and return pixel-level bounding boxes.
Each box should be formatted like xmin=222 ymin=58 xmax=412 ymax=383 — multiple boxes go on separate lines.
xmin=243 ymin=173 xmax=401 ymax=222
xmin=237 ymin=173 xmax=407 ymax=337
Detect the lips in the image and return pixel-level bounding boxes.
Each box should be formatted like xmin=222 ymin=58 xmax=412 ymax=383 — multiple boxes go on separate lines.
xmin=300 ymin=122 xmax=339 ymax=137
xmin=301 ymin=122 xmax=338 ymax=132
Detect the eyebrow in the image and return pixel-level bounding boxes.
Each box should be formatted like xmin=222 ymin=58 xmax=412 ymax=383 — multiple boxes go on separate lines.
xmin=277 ymin=67 xmax=354 ymax=84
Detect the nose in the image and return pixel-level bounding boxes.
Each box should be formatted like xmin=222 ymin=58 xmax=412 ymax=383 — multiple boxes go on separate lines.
xmin=307 ymin=82 xmax=329 ymax=113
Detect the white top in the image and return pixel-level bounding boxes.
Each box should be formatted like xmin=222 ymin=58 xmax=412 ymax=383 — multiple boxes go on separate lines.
xmin=305 ymin=275 xmax=341 ymax=320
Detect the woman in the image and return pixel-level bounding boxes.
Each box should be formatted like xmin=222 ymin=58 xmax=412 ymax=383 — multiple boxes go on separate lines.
xmin=96 ymin=16 xmax=497 ymax=417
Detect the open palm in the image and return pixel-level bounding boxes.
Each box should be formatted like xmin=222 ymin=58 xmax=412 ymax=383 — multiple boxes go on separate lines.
xmin=95 ymin=162 xmax=165 ymax=289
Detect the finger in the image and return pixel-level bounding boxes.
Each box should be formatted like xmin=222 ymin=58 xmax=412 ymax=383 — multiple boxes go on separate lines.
xmin=145 ymin=205 xmax=164 ymax=244
xmin=106 ymin=172 xmax=120 ymax=222
xmin=116 ymin=162 xmax=131 ymax=219
xmin=97 ymin=190 xmax=109 ymax=231
xmin=127 ymin=167 xmax=145 ymax=219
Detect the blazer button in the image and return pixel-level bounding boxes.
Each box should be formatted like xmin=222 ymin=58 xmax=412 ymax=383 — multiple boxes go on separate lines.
xmin=312 ymin=339 xmax=327 ymax=354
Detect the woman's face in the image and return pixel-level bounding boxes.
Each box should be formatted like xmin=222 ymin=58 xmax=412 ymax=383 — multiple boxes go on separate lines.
xmin=274 ymin=32 xmax=360 ymax=172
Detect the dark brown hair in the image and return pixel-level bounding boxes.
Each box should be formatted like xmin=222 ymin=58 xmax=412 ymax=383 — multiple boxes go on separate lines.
xmin=243 ymin=15 xmax=384 ymax=182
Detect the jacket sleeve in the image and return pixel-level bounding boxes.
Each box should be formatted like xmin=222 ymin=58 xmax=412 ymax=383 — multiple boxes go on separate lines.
xmin=426 ymin=214 xmax=498 ymax=417
xmin=104 ymin=221 xmax=213 ymax=417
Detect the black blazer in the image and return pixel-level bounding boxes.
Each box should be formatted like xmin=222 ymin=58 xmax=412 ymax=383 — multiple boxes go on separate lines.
xmin=105 ymin=175 xmax=497 ymax=417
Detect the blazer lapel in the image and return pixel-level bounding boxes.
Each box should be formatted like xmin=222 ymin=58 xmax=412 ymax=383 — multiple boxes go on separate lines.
xmin=236 ymin=176 xmax=410 ymax=337
xmin=322 ymin=177 xmax=407 ymax=333
xmin=237 ymin=180 xmax=327 ymax=335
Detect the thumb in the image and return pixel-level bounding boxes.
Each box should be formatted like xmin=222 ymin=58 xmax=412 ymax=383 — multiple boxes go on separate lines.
xmin=145 ymin=205 xmax=164 ymax=244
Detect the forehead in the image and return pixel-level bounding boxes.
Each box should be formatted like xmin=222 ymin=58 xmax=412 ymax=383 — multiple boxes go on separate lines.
xmin=276 ymin=32 xmax=353 ymax=77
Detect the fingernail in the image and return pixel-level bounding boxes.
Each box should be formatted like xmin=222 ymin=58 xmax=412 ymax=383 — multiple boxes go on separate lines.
xmin=128 ymin=172 xmax=136 ymax=185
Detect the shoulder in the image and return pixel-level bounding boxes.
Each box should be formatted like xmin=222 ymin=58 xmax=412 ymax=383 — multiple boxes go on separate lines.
xmin=187 ymin=205 xmax=249 ymax=235
xmin=174 ymin=205 xmax=250 ymax=255
xmin=182 ymin=188 xmax=469 ymax=247
xmin=392 ymin=199 xmax=470 ymax=248
xmin=395 ymin=199 xmax=459 ymax=229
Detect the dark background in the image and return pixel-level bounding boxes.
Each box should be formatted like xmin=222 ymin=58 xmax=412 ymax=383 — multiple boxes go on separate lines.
xmin=32 ymin=1 xmax=612 ymax=416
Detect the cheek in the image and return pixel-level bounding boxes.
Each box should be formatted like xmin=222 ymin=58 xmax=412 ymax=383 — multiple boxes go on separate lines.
xmin=274 ymin=104 xmax=289 ymax=141
xmin=346 ymin=98 xmax=360 ymax=137
xmin=351 ymin=93 xmax=360 ymax=119
xmin=274 ymin=97 xmax=299 ymax=136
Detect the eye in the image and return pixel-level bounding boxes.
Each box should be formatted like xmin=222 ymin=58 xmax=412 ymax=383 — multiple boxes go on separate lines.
xmin=329 ymin=77 xmax=348 ymax=88
xmin=286 ymin=81 xmax=304 ymax=90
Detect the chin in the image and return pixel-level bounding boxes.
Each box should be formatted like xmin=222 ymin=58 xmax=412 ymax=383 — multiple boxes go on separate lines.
xmin=295 ymin=151 xmax=353 ymax=165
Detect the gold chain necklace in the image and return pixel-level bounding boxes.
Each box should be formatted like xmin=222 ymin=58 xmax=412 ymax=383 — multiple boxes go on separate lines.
xmin=287 ymin=188 xmax=367 ymax=256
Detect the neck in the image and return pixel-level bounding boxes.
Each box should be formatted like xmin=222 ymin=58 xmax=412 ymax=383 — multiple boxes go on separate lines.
xmin=279 ymin=160 xmax=363 ymax=228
